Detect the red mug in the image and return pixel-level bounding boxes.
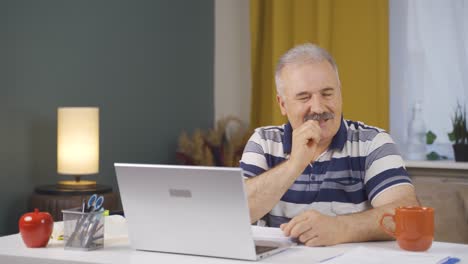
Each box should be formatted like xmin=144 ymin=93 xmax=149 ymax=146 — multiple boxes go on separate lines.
xmin=379 ymin=206 xmax=434 ymax=251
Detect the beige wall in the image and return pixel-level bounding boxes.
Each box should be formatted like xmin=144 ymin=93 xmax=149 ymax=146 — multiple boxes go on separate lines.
xmin=214 ymin=0 xmax=251 ymax=126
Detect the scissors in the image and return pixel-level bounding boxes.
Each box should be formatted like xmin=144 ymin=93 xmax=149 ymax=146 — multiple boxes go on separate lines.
xmin=66 ymin=194 xmax=105 ymax=248
xmin=86 ymin=194 xmax=104 ymax=212
xmin=74 ymin=194 xmax=105 ymax=247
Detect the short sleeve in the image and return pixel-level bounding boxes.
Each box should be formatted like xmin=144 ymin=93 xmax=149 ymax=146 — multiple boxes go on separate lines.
xmin=239 ymin=130 xmax=269 ymax=179
xmin=364 ymin=132 xmax=413 ymax=203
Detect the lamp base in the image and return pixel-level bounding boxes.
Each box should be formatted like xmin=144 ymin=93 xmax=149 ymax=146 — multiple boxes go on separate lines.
xmin=57 ymin=180 xmax=97 ymax=190
xmin=36 ymin=184 xmax=112 ymax=196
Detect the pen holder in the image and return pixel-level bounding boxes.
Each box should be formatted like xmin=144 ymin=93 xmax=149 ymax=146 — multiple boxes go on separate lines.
xmin=62 ymin=208 xmax=105 ymax=251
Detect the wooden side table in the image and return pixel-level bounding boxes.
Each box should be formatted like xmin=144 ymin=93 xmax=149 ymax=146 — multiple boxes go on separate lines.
xmin=30 ymin=185 xmax=119 ymax=221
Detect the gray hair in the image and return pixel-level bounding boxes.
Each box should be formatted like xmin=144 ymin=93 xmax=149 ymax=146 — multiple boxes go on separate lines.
xmin=275 ymin=43 xmax=340 ymax=97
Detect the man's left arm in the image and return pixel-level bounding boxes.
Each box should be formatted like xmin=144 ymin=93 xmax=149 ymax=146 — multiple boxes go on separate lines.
xmin=281 ymin=184 xmax=419 ymax=246
xmin=282 ymin=131 xmax=420 ymax=246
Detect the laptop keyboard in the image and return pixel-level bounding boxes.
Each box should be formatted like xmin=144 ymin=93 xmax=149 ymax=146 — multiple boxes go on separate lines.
xmin=255 ymin=245 xmax=278 ymax=255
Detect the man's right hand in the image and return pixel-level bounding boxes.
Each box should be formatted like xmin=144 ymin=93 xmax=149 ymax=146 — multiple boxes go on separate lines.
xmin=289 ymin=120 xmax=322 ymax=170
xmin=244 ymin=120 xmax=322 ymax=223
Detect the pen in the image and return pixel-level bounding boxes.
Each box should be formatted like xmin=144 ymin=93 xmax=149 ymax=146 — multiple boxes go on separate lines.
xmin=319 ymin=253 xmax=343 ymax=263
xmin=83 ymin=215 xmax=101 ymax=247
xmin=81 ymin=208 xmax=105 ymax=248
xmin=65 ymin=194 xmax=105 ymax=249
xmin=66 ymin=210 xmax=88 ymax=247
xmin=439 ymin=257 xmax=461 ymax=264
xmin=81 ymin=199 xmax=86 ymax=213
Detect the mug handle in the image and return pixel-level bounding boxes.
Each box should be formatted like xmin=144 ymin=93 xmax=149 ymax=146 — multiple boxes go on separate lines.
xmin=379 ymin=213 xmax=396 ymax=238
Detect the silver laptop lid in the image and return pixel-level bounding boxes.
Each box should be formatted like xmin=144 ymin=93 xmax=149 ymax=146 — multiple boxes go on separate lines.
xmin=114 ymin=163 xmax=259 ymax=260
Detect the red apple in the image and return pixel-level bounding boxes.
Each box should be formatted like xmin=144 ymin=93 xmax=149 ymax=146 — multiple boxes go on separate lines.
xmin=19 ymin=208 xmax=53 ymax=248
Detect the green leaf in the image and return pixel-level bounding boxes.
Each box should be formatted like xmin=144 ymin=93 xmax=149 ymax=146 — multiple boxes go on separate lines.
xmin=449 ymin=102 xmax=468 ymax=144
xmin=426 ymin=130 xmax=437 ymax=144
xmin=448 ymin=131 xmax=455 ymax=142
xmin=426 ymin=151 xmax=441 ymax=160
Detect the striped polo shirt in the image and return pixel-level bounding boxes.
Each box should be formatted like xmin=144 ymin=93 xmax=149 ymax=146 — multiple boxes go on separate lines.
xmin=240 ymin=118 xmax=412 ymax=227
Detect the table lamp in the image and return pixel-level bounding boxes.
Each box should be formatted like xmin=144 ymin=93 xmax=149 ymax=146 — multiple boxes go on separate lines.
xmin=57 ymin=107 xmax=99 ymax=189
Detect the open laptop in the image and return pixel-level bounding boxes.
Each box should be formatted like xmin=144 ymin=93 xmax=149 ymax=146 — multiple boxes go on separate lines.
xmin=114 ymin=163 xmax=293 ymax=261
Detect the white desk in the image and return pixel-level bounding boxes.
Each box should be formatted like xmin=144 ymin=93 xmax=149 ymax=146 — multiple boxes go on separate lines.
xmin=0 ymin=234 xmax=467 ymax=264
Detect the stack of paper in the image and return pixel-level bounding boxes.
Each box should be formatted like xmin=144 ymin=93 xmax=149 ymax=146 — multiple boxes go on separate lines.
xmin=251 ymin=226 xmax=296 ymax=246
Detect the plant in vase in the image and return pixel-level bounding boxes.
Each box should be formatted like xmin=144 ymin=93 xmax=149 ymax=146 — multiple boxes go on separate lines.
xmin=176 ymin=116 xmax=252 ymax=167
xmin=448 ymin=103 xmax=468 ymax=162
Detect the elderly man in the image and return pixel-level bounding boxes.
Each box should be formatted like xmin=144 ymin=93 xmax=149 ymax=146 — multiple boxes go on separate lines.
xmin=240 ymin=43 xmax=419 ymax=247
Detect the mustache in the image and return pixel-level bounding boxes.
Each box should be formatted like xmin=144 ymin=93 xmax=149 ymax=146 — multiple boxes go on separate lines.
xmin=303 ymin=112 xmax=335 ymax=122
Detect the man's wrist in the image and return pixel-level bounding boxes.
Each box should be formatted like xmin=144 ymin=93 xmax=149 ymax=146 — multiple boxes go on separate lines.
xmin=335 ymin=215 xmax=352 ymax=244
xmin=284 ymin=159 xmax=306 ymax=178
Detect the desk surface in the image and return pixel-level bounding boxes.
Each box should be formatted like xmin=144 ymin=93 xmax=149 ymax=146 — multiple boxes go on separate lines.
xmin=0 ymin=234 xmax=467 ymax=264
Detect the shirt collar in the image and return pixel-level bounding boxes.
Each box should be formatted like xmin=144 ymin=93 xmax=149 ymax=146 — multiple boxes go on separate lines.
xmin=283 ymin=117 xmax=347 ymax=154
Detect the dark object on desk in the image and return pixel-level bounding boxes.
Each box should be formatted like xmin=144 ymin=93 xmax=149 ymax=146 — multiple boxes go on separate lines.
xmin=110 ymin=210 xmax=125 ymax=217
xmin=30 ymin=184 xmax=119 ymax=221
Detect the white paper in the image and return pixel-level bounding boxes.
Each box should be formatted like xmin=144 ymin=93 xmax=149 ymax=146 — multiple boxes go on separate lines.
xmin=321 ymin=246 xmax=455 ymax=264
xmin=251 ymin=226 xmax=295 ymax=245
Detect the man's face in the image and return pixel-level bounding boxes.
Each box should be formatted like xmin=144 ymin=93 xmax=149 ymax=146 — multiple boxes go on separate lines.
xmin=277 ymin=61 xmax=342 ymax=146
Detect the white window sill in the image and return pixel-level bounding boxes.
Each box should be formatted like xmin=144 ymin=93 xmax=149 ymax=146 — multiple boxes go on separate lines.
xmin=405 ymin=160 xmax=468 ymax=170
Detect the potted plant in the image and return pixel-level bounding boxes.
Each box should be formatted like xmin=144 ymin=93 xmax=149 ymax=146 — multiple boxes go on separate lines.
xmin=448 ymin=103 xmax=468 ymax=162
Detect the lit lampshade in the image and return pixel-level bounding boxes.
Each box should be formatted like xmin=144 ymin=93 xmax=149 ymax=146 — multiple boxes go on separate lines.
xmin=57 ymin=107 xmax=99 ymax=189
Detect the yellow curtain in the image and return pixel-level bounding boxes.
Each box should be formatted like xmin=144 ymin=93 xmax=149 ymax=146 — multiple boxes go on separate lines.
xmin=250 ymin=0 xmax=389 ymax=130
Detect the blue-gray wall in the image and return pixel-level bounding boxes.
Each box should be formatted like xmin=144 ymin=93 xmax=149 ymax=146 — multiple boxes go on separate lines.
xmin=0 ymin=0 xmax=214 ymax=235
